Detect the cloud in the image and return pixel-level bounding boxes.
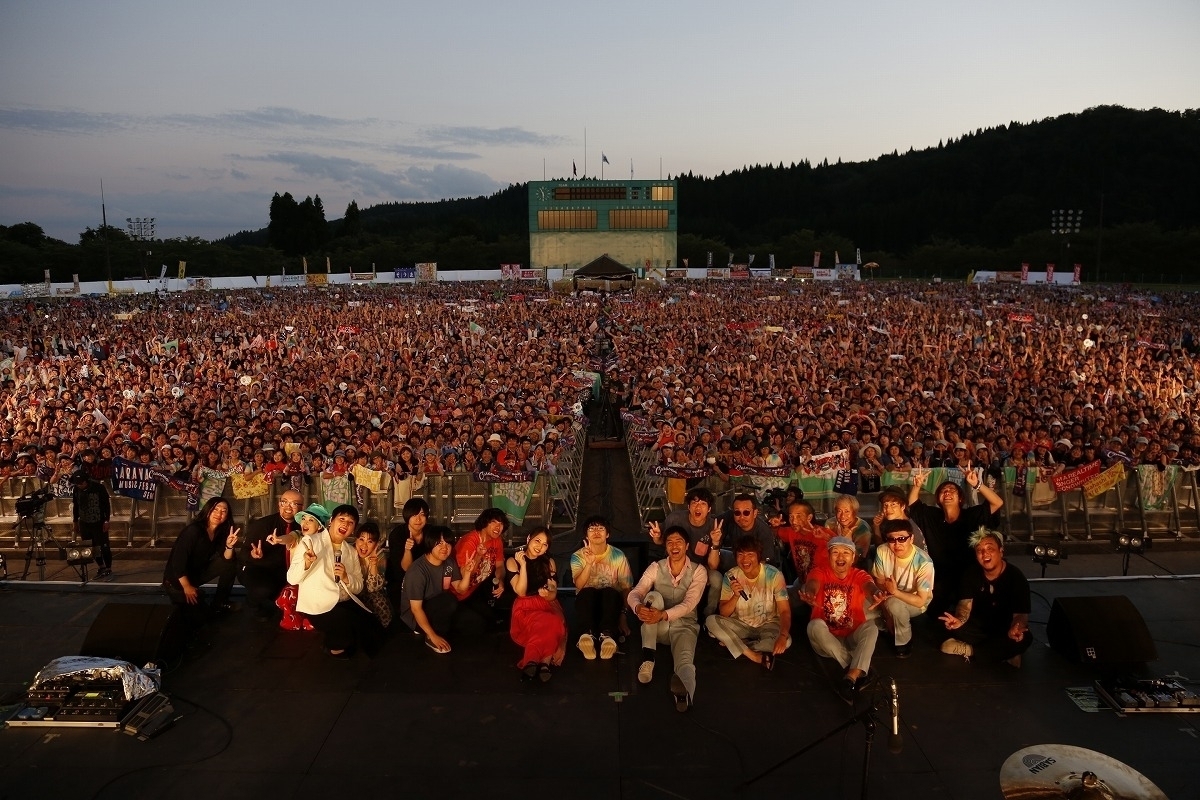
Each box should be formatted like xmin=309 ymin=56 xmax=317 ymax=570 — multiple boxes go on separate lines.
xmin=0 ymin=107 xmax=134 ymax=134
xmin=422 ymin=124 xmax=566 ymax=147
xmin=250 ymin=151 xmax=502 ymax=200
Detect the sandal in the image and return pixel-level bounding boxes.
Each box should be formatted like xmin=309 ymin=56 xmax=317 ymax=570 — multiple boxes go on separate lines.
xmin=425 ymin=638 xmax=450 ymax=655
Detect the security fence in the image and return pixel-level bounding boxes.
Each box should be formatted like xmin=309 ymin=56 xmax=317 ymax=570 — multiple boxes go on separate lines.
xmin=624 ymin=438 xmax=1200 ymax=546
xmin=1 ymin=432 xmax=585 ymax=549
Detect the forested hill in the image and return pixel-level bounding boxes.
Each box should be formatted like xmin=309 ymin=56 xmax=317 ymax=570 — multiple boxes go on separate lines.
xmin=676 ymin=105 xmax=1199 ymax=254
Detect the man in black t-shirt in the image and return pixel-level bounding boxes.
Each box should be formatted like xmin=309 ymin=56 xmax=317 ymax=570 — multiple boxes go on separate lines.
xmin=937 ymin=528 xmax=1032 ymax=667
xmin=906 ymin=466 xmax=1003 ymax=619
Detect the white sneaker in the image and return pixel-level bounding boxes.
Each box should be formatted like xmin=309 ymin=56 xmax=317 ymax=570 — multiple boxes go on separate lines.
xmin=599 ymin=634 xmax=618 ymax=660
xmin=577 ymin=634 xmax=597 ymax=660
xmin=940 ymin=638 xmax=973 ymax=660
xmin=637 ymin=660 xmax=655 ymax=684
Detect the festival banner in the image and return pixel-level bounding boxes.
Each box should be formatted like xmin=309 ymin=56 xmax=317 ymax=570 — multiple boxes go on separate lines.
xmin=231 ymin=471 xmax=271 ymax=499
xmin=112 ymin=456 xmax=159 ymax=501
xmin=1083 ymin=462 xmax=1126 ymax=500
xmin=1136 ymin=464 xmax=1179 ymax=511
xmin=350 ymin=464 xmax=385 ymax=493
xmin=735 ymin=463 xmax=792 ymax=478
xmin=802 ymin=448 xmax=850 ymax=476
xmin=1020 ymin=262 xmax=1029 ymax=282
xmin=648 ymin=464 xmax=711 ymax=479
xmin=1051 ymin=461 xmax=1102 ymax=493
xmin=491 ymin=477 xmax=538 ymax=525
xmin=473 ymin=469 xmax=535 ymax=483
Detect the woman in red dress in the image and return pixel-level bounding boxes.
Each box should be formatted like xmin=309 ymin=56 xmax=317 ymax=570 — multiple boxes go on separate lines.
xmin=507 ymin=527 xmax=566 ymax=682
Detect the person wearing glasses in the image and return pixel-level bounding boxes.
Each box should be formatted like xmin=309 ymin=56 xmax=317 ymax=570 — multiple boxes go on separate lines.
xmin=237 ymin=488 xmax=303 ymax=620
xmin=870 ymin=519 xmax=934 ymax=658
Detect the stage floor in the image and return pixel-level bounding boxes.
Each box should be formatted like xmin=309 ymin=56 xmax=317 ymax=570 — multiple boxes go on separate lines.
xmin=2 ymin=557 xmax=1199 ymax=800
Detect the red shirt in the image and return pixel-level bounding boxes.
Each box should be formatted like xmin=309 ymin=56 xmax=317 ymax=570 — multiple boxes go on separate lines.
xmin=776 ymin=524 xmax=834 ymax=579
xmin=808 ymin=564 xmax=873 ymax=637
xmin=452 ymin=530 xmax=504 ymax=600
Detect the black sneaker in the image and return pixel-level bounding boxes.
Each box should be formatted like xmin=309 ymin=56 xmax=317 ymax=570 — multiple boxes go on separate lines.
xmin=669 ymin=674 xmax=691 ymax=713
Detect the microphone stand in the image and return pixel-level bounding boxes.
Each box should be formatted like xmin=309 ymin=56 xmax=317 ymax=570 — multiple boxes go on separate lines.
xmin=742 ymin=689 xmax=885 ymax=800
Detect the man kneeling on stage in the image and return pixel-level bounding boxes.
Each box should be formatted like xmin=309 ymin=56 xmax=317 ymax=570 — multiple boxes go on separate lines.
xmin=938 ymin=528 xmax=1033 ymax=667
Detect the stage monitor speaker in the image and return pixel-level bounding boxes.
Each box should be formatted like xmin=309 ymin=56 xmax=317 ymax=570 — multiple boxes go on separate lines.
xmin=80 ymin=603 xmax=186 ymax=666
xmin=1046 ymin=595 xmax=1157 ymax=666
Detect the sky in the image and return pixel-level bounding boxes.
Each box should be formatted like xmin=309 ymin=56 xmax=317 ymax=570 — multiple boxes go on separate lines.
xmin=1 ymin=0 xmax=1197 ymax=244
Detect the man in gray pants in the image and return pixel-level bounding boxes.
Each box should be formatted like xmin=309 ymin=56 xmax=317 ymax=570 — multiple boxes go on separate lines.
xmin=628 ymin=526 xmax=707 ymax=712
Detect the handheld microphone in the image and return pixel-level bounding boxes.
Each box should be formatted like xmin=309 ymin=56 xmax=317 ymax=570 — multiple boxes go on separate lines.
xmin=888 ymin=678 xmax=903 ymax=754
xmin=728 ymin=570 xmax=749 ymax=600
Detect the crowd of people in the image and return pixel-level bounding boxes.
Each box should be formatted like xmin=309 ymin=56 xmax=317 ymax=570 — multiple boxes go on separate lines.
xmin=3 ymin=277 xmax=1193 ymax=706
xmin=3 ymin=280 xmax=1199 ymax=494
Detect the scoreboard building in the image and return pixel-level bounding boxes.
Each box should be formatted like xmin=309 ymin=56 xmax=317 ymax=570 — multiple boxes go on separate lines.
xmin=528 ymin=179 xmax=677 ymax=273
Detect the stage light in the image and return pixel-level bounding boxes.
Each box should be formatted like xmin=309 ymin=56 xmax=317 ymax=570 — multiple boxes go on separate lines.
xmin=1029 ymin=541 xmax=1065 ymax=577
xmin=66 ymin=546 xmax=94 ymax=565
xmin=1113 ymin=531 xmax=1150 ymax=576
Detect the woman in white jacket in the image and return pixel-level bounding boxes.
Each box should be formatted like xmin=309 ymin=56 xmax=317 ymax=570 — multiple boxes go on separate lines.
xmin=287 ymin=503 xmax=365 ymax=657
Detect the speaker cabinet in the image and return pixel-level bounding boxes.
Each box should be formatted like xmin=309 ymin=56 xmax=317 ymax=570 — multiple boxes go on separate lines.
xmin=1046 ymin=595 xmax=1157 ymax=666
xmin=80 ymin=603 xmax=186 ymax=666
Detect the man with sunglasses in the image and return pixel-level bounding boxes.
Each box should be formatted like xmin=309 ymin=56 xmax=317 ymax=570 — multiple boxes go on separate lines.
xmin=871 ymin=519 xmax=934 ymax=658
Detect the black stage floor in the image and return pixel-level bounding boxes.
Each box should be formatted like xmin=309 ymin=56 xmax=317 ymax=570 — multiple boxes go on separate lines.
xmin=2 ymin=565 xmax=1199 ymax=800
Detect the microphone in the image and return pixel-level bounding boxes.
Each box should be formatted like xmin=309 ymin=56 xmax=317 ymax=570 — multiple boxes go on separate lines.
xmin=728 ymin=570 xmax=749 ymax=600
xmin=888 ymin=678 xmax=903 ymax=754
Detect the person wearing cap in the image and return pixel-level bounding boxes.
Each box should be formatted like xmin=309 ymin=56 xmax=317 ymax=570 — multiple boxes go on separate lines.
xmin=627 ymin=525 xmax=707 ymax=712
xmin=907 ymin=464 xmax=1003 ymax=620
xmin=705 ymin=534 xmax=792 ymax=670
xmin=871 ymin=519 xmax=934 ymax=658
xmin=287 ymin=503 xmax=368 ymax=658
xmin=798 ymin=535 xmax=885 ymax=703
xmin=71 ymin=469 xmax=112 ymax=579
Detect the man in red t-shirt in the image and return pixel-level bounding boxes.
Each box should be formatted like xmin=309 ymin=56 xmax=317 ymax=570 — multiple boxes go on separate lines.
xmin=774 ymin=500 xmax=834 ymax=584
xmin=452 ymin=508 xmax=509 ymax=626
xmin=800 ymin=536 xmax=884 ymax=703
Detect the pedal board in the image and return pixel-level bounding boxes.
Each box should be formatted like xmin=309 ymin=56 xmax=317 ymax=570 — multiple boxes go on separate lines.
xmin=1095 ymin=677 xmax=1200 ymax=713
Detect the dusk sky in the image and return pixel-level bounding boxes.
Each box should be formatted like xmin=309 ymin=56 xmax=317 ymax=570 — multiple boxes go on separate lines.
xmin=2 ymin=1 xmax=1197 ymax=243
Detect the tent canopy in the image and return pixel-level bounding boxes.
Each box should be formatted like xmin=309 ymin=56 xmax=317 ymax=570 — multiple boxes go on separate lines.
xmin=573 ymin=254 xmax=635 ymax=292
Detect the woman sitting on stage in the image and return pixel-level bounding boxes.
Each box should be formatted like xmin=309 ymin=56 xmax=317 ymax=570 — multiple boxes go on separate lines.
xmin=507 ymin=527 xmax=566 ymax=682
